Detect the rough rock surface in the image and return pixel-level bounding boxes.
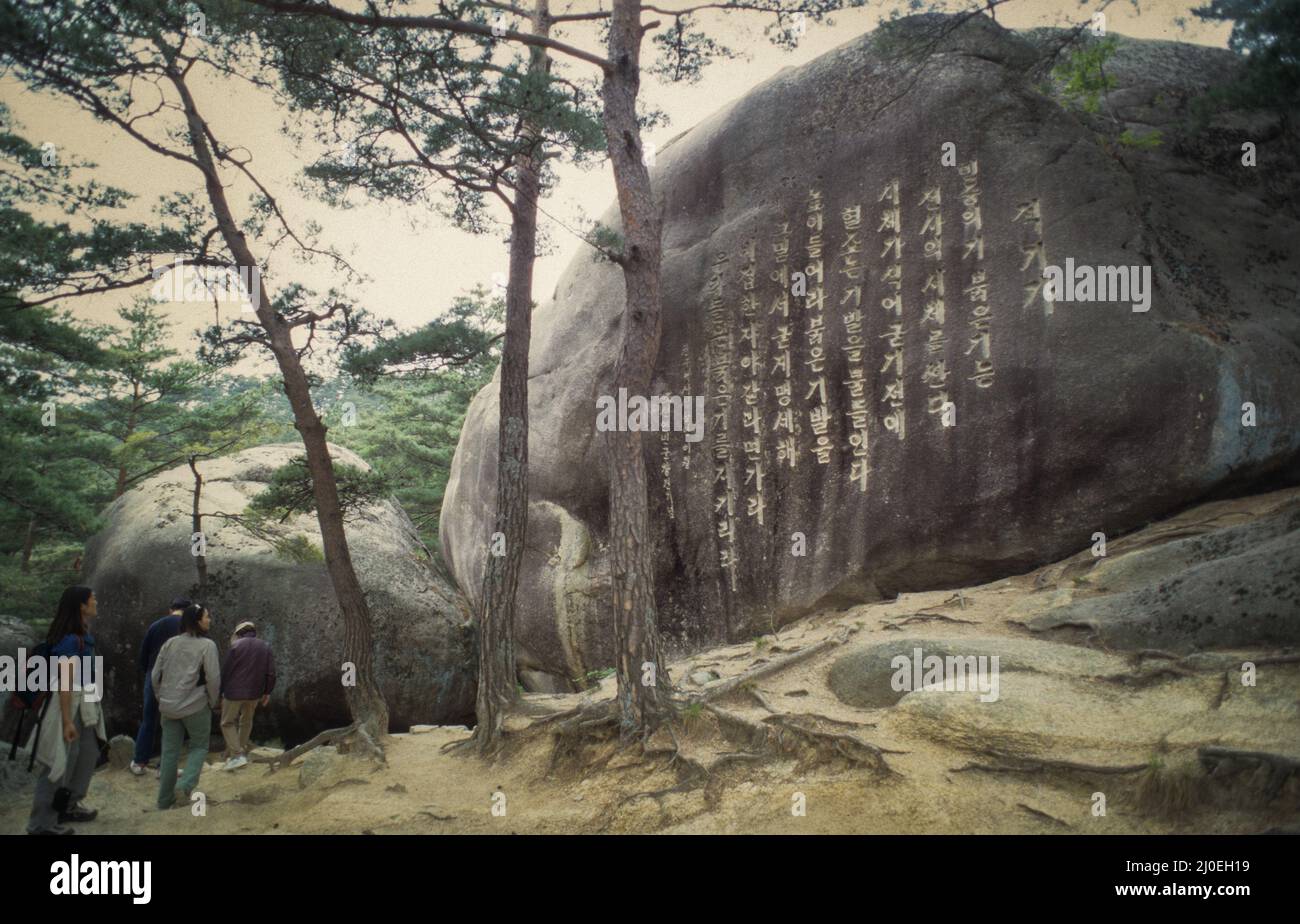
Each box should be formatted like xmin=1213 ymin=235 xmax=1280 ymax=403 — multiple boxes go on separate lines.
xmin=82 ymin=443 xmax=476 ymax=741
xmin=827 ymin=494 xmax=1300 ymax=707
xmin=1021 ymin=499 xmax=1300 ymax=652
xmin=442 ymin=14 xmax=1300 ymax=689
xmin=826 ymin=635 xmax=1124 ymax=708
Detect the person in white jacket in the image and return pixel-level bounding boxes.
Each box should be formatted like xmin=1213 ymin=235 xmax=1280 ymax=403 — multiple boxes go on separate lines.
xmin=26 ymin=586 xmax=105 ymax=835
xmin=151 ymin=603 xmax=220 ymax=811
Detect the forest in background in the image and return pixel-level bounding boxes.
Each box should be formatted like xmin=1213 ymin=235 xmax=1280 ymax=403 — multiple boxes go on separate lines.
xmin=0 ymin=273 xmax=501 ymax=632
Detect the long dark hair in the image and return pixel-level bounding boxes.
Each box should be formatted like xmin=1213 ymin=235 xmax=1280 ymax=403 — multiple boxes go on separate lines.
xmin=180 ymin=603 xmax=209 ymax=637
xmin=46 ymin=585 xmax=93 ymax=645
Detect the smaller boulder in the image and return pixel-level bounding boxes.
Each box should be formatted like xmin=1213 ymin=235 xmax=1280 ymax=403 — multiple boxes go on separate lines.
xmin=107 ymin=734 xmax=135 ymax=770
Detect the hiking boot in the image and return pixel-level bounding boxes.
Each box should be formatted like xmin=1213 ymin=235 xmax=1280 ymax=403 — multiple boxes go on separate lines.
xmin=59 ymin=804 xmax=97 ymax=823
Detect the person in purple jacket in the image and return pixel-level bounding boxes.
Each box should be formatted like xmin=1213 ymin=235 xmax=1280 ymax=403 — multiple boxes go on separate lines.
xmin=219 ymin=621 xmax=276 ymax=770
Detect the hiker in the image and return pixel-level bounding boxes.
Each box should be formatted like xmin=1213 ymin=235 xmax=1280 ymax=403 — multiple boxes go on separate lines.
xmin=219 ymin=620 xmax=276 ymax=770
xmin=26 ymin=586 xmax=104 ymax=835
xmin=130 ymin=596 xmax=189 ymax=776
xmin=151 ymin=603 xmax=220 ymax=811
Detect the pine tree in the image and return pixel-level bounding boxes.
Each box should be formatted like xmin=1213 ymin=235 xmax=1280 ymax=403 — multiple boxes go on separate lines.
xmin=1 ymin=0 xmax=393 ymax=750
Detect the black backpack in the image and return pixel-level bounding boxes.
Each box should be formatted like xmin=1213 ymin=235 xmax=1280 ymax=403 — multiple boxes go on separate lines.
xmin=6 ymin=636 xmax=84 ymax=770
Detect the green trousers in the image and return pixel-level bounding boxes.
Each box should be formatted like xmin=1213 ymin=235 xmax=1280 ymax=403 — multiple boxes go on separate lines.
xmin=157 ymin=706 xmax=210 ymax=810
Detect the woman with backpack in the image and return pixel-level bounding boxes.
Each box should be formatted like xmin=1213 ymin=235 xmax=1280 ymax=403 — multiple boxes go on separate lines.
xmin=151 ymin=603 xmax=220 ymax=811
xmin=26 ymin=585 xmax=104 ymax=835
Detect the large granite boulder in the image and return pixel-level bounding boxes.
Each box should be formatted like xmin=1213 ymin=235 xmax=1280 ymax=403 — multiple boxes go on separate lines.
xmin=83 ymin=444 xmax=476 ymax=741
xmin=442 ymin=14 xmax=1300 ymax=690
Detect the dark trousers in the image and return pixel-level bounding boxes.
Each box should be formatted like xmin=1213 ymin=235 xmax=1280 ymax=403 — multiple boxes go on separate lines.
xmin=133 ymin=677 xmax=160 ymax=765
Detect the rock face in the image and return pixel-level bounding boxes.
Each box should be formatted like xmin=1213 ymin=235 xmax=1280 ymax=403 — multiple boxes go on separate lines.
xmin=442 ymin=14 xmax=1300 ymax=690
xmin=83 ymin=444 xmax=476 ymax=741
xmin=1021 ymin=499 xmax=1300 ymax=653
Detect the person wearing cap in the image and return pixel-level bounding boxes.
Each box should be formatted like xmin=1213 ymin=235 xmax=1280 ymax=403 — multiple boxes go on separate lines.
xmin=219 ymin=620 xmax=275 ymax=770
xmin=130 ymin=596 xmax=190 ymax=776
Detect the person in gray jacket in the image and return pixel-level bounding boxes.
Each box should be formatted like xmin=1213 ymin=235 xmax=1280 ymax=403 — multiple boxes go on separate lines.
xmin=151 ymin=603 xmax=220 ymax=810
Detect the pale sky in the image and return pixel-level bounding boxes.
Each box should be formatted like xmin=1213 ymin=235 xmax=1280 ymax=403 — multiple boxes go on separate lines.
xmin=1 ymin=0 xmax=1230 ymax=367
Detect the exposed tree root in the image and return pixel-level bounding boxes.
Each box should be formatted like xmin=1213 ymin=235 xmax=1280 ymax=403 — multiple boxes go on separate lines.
xmin=1016 ymin=802 xmax=1072 ymax=829
xmin=1211 ymin=653 xmax=1300 ymax=709
xmin=614 ymin=779 xmax=699 ymax=810
xmin=1006 ymin=618 xmax=1103 ymax=645
xmin=528 ymin=696 xmax=620 ymax=733
xmin=440 ymin=735 xmax=476 ymax=755
xmin=1103 ymin=649 xmax=1300 ymax=691
xmin=532 ymin=628 xmax=854 ymax=740
xmin=705 ymin=704 xmax=899 ymax=775
xmin=951 ymin=750 xmax=1148 ymax=776
xmin=540 ymin=701 xmax=626 ymax=778
xmin=885 ymin=612 xmax=977 ymax=628
xmin=440 ymin=722 xmax=513 ymax=760
xmin=540 ymin=631 xmax=893 ymax=797
xmin=1100 ymin=649 xmax=1199 ymax=686
xmin=1130 ymin=649 xmax=1183 ymax=663
xmin=353 ymin=725 xmax=387 ymax=765
xmin=597 ymin=744 xmax=776 ymax=832
xmin=1199 ymin=746 xmax=1300 ymax=800
xmin=1100 ymin=664 xmax=1198 ymax=688
xmin=259 ymin=723 xmax=380 ymax=772
xmin=695 ymin=629 xmax=853 ymax=705
xmin=745 ymin=686 xmax=778 ymax=713
xmin=1041 ymin=620 xmax=1100 ymax=640
xmin=781 ymin=712 xmax=876 ymax=730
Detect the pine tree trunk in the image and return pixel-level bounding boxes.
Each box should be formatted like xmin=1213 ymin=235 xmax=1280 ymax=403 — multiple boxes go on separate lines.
xmin=471 ymin=0 xmax=550 ymax=752
xmin=601 ymin=0 xmax=671 ymax=736
xmin=19 ymin=515 xmax=35 ymax=573
xmin=169 ymin=67 xmax=389 ymax=740
xmin=188 ymin=455 xmax=208 ymax=596
xmin=115 ymin=382 xmax=139 ymax=499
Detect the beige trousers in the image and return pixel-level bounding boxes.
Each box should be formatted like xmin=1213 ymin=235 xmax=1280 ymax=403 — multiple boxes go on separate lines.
xmin=220 ymin=699 xmax=257 ymax=757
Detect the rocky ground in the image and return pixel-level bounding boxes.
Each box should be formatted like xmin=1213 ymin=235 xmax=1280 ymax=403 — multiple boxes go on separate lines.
xmin=3 ymin=487 xmax=1297 ymax=835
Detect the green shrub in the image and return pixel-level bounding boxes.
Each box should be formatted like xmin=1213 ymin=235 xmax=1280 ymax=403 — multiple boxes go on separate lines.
xmin=271 ymin=534 xmax=325 ymax=564
xmin=1119 ymin=128 xmax=1164 ymax=148
xmin=1054 ymin=36 xmax=1119 ymax=115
